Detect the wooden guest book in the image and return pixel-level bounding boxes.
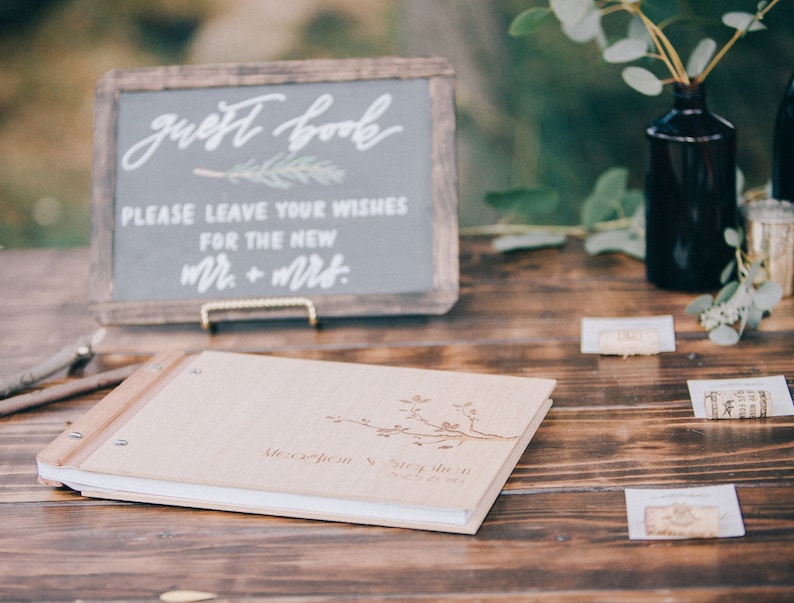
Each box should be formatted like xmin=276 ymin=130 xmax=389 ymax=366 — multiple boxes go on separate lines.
xmin=37 ymin=351 xmax=555 ymax=534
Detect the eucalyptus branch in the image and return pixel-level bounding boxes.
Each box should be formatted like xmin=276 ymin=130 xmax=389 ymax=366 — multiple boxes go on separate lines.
xmin=481 ymin=167 xmax=644 ymax=257
xmin=600 ymin=1 xmax=687 ymax=80
xmin=510 ymin=1 xmax=780 ymax=96
xmin=461 ymin=223 xmax=588 ymax=237
xmin=686 ymin=228 xmax=783 ymax=345
xmin=461 ymin=216 xmax=634 ymax=238
xmin=696 ymin=0 xmax=783 ymax=84
xmin=633 ymin=7 xmax=689 ymax=83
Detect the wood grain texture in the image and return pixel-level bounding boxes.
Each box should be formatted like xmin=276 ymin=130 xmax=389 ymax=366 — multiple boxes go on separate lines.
xmin=1 ymin=237 xmax=793 ymax=601
xmin=0 ymin=488 xmax=792 ymax=601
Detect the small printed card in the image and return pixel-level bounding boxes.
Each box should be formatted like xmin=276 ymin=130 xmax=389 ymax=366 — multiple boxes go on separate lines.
xmin=580 ymin=316 xmax=676 ymax=356
xmin=687 ymin=375 xmax=794 ymax=420
xmin=625 ymin=484 xmax=745 ymax=540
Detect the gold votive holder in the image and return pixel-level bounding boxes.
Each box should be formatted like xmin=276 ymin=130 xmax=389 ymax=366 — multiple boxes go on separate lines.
xmin=741 ymin=199 xmax=794 ymax=297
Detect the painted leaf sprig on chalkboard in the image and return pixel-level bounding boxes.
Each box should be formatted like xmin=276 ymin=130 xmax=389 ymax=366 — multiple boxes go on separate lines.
xmin=194 ymin=152 xmax=346 ymax=189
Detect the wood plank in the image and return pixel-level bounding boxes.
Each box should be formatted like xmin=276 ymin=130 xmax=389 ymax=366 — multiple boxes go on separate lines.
xmin=1 ymin=487 xmax=791 ymax=601
xmin=2 ymin=242 xmax=793 ymax=368
xmin=4 ymin=382 xmax=792 ymax=504
xmin=2 ymin=238 xmax=793 ymax=601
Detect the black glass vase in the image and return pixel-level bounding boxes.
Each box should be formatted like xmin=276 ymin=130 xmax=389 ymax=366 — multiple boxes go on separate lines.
xmin=644 ymin=82 xmax=737 ymax=291
xmin=772 ymin=70 xmax=794 ymax=202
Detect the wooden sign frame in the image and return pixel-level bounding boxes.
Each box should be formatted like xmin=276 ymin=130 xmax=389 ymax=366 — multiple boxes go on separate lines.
xmin=89 ymin=57 xmax=458 ymax=327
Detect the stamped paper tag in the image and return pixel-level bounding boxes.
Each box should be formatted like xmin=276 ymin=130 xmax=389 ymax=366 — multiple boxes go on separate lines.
xmin=704 ymin=390 xmax=770 ymax=420
xmin=644 ymin=504 xmax=720 ymax=538
xmin=625 ymin=484 xmax=744 ymax=540
xmin=597 ymin=328 xmax=660 ymax=356
xmin=581 ymin=316 xmax=675 ymax=356
xmin=687 ymin=376 xmax=793 ymax=419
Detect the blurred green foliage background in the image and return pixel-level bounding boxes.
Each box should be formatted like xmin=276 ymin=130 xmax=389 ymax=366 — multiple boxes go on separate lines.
xmin=1 ymin=0 xmax=792 ymax=248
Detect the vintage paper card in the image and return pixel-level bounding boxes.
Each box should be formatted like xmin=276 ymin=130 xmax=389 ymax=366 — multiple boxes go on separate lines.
xmin=625 ymin=485 xmax=745 ymax=540
xmin=580 ymin=316 xmax=676 ymax=355
xmin=687 ymin=375 xmax=794 ymax=419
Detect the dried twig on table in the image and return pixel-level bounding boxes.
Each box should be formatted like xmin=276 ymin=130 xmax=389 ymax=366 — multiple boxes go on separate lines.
xmin=0 ymin=363 xmax=140 ymax=417
xmin=0 ymin=330 xmax=106 ymax=399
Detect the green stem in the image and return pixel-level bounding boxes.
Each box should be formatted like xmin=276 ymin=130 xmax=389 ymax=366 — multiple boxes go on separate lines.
xmin=609 ymin=1 xmax=688 ymax=83
xmin=460 ymin=217 xmax=635 ymax=238
xmin=460 ymin=224 xmax=587 ymax=237
xmin=633 ymin=7 xmax=689 ymax=82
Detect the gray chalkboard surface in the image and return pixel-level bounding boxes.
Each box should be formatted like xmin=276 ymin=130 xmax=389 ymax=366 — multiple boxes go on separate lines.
xmin=89 ymin=57 xmax=458 ymax=326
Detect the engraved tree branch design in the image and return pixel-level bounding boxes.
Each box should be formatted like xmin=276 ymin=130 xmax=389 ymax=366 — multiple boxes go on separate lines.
xmin=327 ymin=394 xmax=519 ymax=449
xmin=194 ymin=152 xmax=345 ymax=189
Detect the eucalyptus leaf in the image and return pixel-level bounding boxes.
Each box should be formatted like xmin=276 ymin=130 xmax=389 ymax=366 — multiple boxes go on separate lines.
xmin=509 ymin=7 xmax=552 ymax=37
xmin=723 ymin=227 xmax=743 ymax=248
xmin=621 ymin=190 xmax=645 ymax=217
xmin=561 ymin=8 xmax=604 ymax=44
xmin=746 ymin=303 xmax=765 ymax=329
xmin=581 ymin=199 xmax=621 ymax=230
xmin=581 ymin=167 xmax=629 ymax=228
xmin=714 ymin=280 xmax=739 ymax=305
xmin=708 ymin=324 xmax=741 ymax=346
xmin=593 ymin=166 xmax=631 ymax=198
xmin=737 ymin=303 xmax=750 ymax=337
xmin=753 ymin=280 xmax=784 ymax=310
xmin=626 ymin=15 xmax=651 ymax=44
xmin=722 ymin=11 xmax=766 ymax=32
xmin=746 ymin=258 xmax=763 ymax=285
xmin=603 ymin=38 xmax=648 ymax=63
xmin=550 ymin=0 xmax=594 ymax=26
xmin=686 ymin=38 xmax=717 ymax=76
xmin=685 ymin=294 xmax=714 ymax=315
xmin=583 ymin=229 xmax=645 ymax=259
xmin=736 ymin=168 xmax=746 ymax=198
xmin=621 ymin=66 xmax=663 ymax=96
xmin=630 ymin=200 xmax=645 ymax=223
xmin=492 ymin=232 xmax=568 ymax=253
xmin=484 ymin=186 xmax=560 ymax=222
xmin=720 ymin=259 xmax=737 ymax=285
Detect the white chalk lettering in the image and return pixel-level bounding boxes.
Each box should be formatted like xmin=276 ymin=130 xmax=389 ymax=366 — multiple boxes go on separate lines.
xmin=120 ymin=203 xmax=196 ymax=227
xmin=244 ymin=230 xmax=285 ymax=250
xmin=331 ymin=196 xmax=408 ymax=218
xmin=272 ymin=93 xmax=403 ymax=152
xmin=180 ymin=253 xmax=236 ymax=293
xmin=205 ymin=201 xmax=269 ymax=224
xmin=199 ymin=231 xmax=239 ymax=252
xmin=271 ymin=253 xmax=350 ymax=291
xmin=274 ymin=200 xmax=326 ymax=220
xmin=121 ymin=93 xmax=285 ymax=170
xmin=289 ymin=229 xmax=337 ymax=249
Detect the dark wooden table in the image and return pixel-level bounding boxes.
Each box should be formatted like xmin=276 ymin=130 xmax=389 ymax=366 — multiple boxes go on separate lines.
xmin=2 ymin=237 xmax=793 ymax=602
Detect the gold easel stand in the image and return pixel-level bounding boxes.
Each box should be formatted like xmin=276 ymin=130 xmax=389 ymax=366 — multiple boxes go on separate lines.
xmin=200 ymin=297 xmax=318 ymax=330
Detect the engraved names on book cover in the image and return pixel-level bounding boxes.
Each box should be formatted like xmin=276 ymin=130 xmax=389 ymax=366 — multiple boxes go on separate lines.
xmin=37 ymin=350 xmax=556 ymax=534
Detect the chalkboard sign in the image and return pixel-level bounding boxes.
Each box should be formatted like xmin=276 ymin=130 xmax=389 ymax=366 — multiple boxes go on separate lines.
xmin=89 ymin=57 xmax=458 ymax=326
